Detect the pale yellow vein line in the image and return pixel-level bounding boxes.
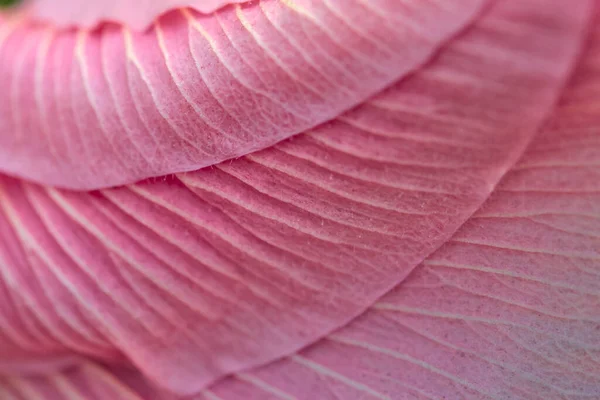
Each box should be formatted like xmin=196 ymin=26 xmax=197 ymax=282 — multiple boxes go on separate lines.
xmin=356 ymin=0 xmax=433 ymax=40
xmin=82 ymin=364 xmax=144 ymax=400
xmin=307 ymin=140 xmax=469 ymax=173
xmin=424 ymin=259 xmax=600 ymax=295
xmin=181 ymin=174 xmax=376 ymax=277
xmin=202 ymin=390 xmax=226 ymax=400
xmin=427 ymin=265 xmax=600 ymax=322
xmin=496 ymin=325 xmax=600 ymax=382
xmin=210 ymin=13 xmax=310 ymax=122
xmin=247 ymin=151 xmax=454 ymax=201
xmin=0 ymin=191 xmax=107 ymax=350
xmin=240 ymin=149 xmax=431 ymax=223
xmin=374 ymin=303 xmax=597 ymax=347
xmin=525 ymin=217 xmax=600 ymax=239
xmin=0 ymin=284 xmax=38 ymax=349
xmin=234 ymin=5 xmax=324 ymax=99
xmin=475 ymin=212 xmax=600 ymax=219
xmin=0 ymin=385 xmax=20 ymax=400
xmin=528 ymin=138 xmax=600 ymax=153
xmin=366 ymin=97 xmax=494 ymax=134
xmin=75 ymin=29 xmax=129 ymax=171
xmin=9 ymin=35 xmax=37 ymax=141
xmin=98 ymin=190 xmax=286 ymax=309
xmin=450 ymin=237 xmax=600 ymax=260
xmin=322 ymin=0 xmax=395 ymax=55
xmin=181 ymin=9 xmax=256 ymax=137
xmin=512 ymin=162 xmax=600 ymax=170
xmin=6 ymin=379 xmax=45 ymax=400
xmin=0 ymin=211 xmax=60 ymax=350
xmin=422 ymin=63 xmax=511 ymax=95
xmin=0 ymin=14 xmax=23 ymax=49
xmin=99 ymin=30 xmax=154 ymax=165
xmin=275 ymin=140 xmax=464 ymax=192
xmin=46 ymin=188 xmax=220 ymax=320
xmin=385 ymin=318 xmax=568 ymax=393
xmin=129 ymin=183 xmax=325 ymax=292
xmin=452 ymin=34 xmax=551 ymax=72
xmin=258 ymin=1 xmax=356 ymax=89
xmin=276 ymin=0 xmax=386 ymax=71
xmin=50 ymin=36 xmax=76 ymax=166
xmin=34 ymin=29 xmax=59 ymax=159
xmin=51 ymin=374 xmax=88 ymax=400
xmin=328 ymin=335 xmax=498 ymax=400
xmin=216 ymin=162 xmax=407 ymax=241
xmin=67 ymin=35 xmax=96 ymax=168
xmin=483 ymin=14 xmax=563 ymax=40
xmin=106 ymin=252 xmax=183 ymax=333
xmin=116 ymin=199 xmax=307 ymax=310
xmin=58 ymin=198 xmax=251 ymax=353
xmin=155 ymin=20 xmax=235 ymax=142
xmin=182 ymin=168 xmax=382 ymax=271
xmin=236 ymin=373 xmax=297 ymax=400
xmin=10 ymin=186 xmax=157 ymax=339
xmin=498 ymin=188 xmax=600 ymax=195
xmin=291 ymin=355 xmax=389 ymax=400
xmin=337 ymin=115 xmax=488 ymax=151
xmin=14 ymin=245 xmax=109 ymax=352
xmin=123 ymin=27 xmax=200 ymax=152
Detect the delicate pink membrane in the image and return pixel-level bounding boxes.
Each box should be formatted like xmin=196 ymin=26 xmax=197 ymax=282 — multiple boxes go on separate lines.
xmin=0 ymin=0 xmax=599 ymax=399
xmin=0 ymin=0 xmax=485 ymax=190
xmin=25 ymin=0 xmax=251 ymax=30
xmin=198 ymin=14 xmax=600 ymax=399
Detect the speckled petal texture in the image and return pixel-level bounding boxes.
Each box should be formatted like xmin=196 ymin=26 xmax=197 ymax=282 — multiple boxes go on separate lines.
xmin=0 ymin=0 xmax=485 ymax=189
xmin=25 ymin=0 xmax=251 ymax=30
xmin=0 ymin=0 xmax=599 ymax=399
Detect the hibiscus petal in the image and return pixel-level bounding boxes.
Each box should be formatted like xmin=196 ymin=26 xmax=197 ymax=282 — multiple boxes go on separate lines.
xmin=196 ymin=9 xmax=600 ymax=399
xmin=25 ymin=0 xmax=250 ymax=30
xmin=0 ymin=363 xmax=145 ymax=399
xmin=0 ymin=0 xmax=589 ymax=396
xmin=0 ymin=0 xmax=485 ymax=190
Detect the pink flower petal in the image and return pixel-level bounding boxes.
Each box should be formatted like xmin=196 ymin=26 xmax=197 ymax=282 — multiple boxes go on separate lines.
xmin=0 ymin=363 xmax=144 ymax=399
xmin=0 ymin=0 xmax=485 ymax=190
xmin=25 ymin=0 xmax=251 ymax=31
xmin=0 ymin=0 xmax=591 ymax=396
xmin=4 ymin=1 xmax=597 ymax=397
xmin=202 ymin=13 xmax=600 ymax=398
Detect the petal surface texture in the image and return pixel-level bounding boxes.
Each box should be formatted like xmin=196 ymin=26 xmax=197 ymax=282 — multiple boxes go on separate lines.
xmin=198 ymin=11 xmax=600 ymax=399
xmin=0 ymin=0 xmax=592 ymax=396
xmin=25 ymin=0 xmax=251 ymax=30
xmin=3 ymin=0 xmax=599 ymax=398
xmin=0 ymin=0 xmax=486 ymax=190
xmin=0 ymin=364 xmax=147 ymax=399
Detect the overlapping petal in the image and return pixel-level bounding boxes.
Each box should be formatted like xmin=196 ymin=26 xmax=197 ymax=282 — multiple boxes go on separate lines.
xmin=0 ymin=363 xmax=144 ymax=399
xmin=2 ymin=1 xmax=598 ymax=398
xmin=199 ymin=14 xmax=600 ymax=398
xmin=0 ymin=0 xmax=593 ymax=397
xmin=25 ymin=0 xmax=250 ymax=30
xmin=0 ymin=0 xmax=486 ymax=190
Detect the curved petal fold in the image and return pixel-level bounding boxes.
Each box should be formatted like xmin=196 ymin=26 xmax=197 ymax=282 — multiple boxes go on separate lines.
xmin=0 ymin=0 xmax=485 ymax=190
xmin=0 ymin=0 xmax=590 ymax=396
xmin=199 ymin=6 xmax=600 ymax=399
xmin=25 ymin=0 xmax=250 ymax=30
xmin=0 ymin=363 xmax=145 ymax=400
